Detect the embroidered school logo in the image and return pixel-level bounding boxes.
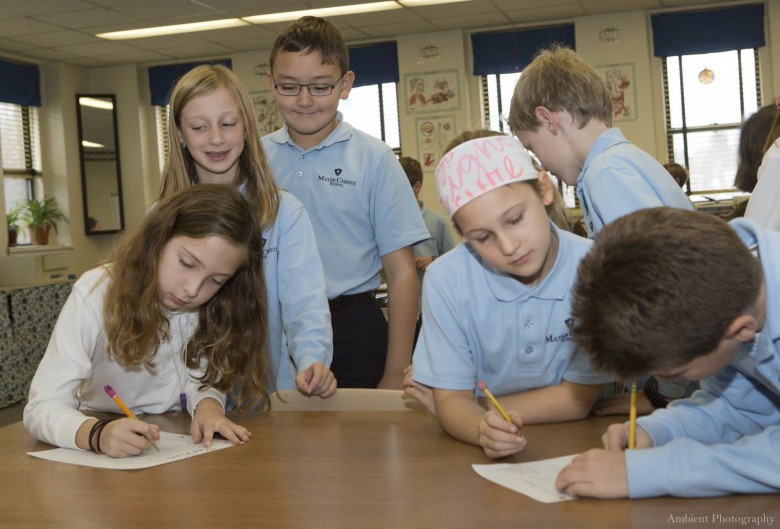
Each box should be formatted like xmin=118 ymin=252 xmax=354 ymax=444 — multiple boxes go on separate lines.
xmin=261 ymin=237 xmax=278 ymax=258
xmin=545 ymin=332 xmax=573 ymax=343
xmin=317 ymin=172 xmax=357 ymax=187
xmin=546 ymin=318 xmax=575 ymax=343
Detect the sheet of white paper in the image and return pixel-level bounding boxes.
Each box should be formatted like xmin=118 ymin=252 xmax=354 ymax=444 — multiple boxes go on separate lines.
xmin=473 ymin=454 xmax=577 ymax=503
xmin=27 ymin=431 xmax=234 ymax=470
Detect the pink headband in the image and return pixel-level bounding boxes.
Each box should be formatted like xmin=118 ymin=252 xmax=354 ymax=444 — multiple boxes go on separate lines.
xmin=435 ymin=135 xmax=538 ymax=217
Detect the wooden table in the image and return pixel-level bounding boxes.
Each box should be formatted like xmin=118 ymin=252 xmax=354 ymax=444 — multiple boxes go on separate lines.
xmin=0 ymin=412 xmax=775 ymax=528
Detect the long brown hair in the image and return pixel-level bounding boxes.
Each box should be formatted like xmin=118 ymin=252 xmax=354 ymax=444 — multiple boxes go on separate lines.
xmin=159 ymin=64 xmax=279 ymax=230
xmin=103 ymin=184 xmax=270 ymax=409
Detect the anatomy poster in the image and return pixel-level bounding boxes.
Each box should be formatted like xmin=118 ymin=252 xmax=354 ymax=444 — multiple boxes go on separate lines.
xmin=595 ymin=63 xmax=637 ymax=122
xmin=405 ymin=70 xmax=460 ymax=114
xmin=416 ymin=115 xmax=455 ymax=169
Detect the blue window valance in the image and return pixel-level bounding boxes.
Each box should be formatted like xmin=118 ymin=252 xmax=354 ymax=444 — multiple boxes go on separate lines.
xmin=148 ymin=59 xmax=232 ymax=106
xmin=0 ymin=60 xmax=41 ymax=107
xmin=349 ymin=41 xmax=399 ymax=88
xmin=471 ymin=24 xmax=575 ymax=76
xmin=651 ymin=3 xmax=765 ymax=57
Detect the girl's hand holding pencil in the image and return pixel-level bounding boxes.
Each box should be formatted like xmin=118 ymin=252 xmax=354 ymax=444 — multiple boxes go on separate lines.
xmin=477 ymin=380 xmax=527 ymax=459
xmin=98 ymin=419 xmax=162 ymax=458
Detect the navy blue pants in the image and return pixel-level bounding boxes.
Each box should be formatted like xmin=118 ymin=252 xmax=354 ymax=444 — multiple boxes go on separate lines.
xmin=329 ymin=294 xmax=388 ymax=388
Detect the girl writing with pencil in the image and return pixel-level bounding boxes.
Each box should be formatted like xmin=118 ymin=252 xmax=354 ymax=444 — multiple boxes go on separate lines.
xmin=405 ymin=132 xmax=612 ymax=458
xmin=158 ymin=64 xmax=335 ymax=399
xmin=24 ymin=185 xmax=270 ymax=457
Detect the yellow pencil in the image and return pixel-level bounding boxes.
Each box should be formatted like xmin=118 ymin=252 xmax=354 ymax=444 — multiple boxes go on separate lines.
xmin=628 ymin=382 xmax=637 ymax=449
xmin=478 ymin=380 xmax=512 ymax=423
xmin=104 ymin=385 xmax=159 ymax=451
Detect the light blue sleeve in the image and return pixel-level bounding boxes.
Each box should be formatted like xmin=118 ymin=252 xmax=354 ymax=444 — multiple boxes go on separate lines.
xmin=627 ymin=367 xmax=780 ymax=497
xmin=412 ymin=260 xmax=476 ymax=391
xmin=371 ymin=151 xmax=430 ymax=256
xmin=586 ymin=166 xmax=678 ymax=231
xmin=275 ymin=198 xmax=333 ymax=373
xmin=627 ymin=426 xmax=780 ymax=497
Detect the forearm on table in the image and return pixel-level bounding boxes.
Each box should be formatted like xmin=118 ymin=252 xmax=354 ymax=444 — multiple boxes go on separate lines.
xmin=435 ymin=390 xmax=486 ymax=446
xmin=494 ymin=381 xmax=603 ymax=424
xmin=75 ymin=418 xmax=99 ymax=450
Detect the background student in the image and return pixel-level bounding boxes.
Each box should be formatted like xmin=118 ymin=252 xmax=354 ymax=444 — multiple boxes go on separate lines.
xmin=509 ymin=46 xmax=693 ymax=409
xmin=400 ymin=155 xmax=456 ymax=345
xmin=24 ymin=186 xmax=268 ymax=457
xmin=558 ymin=207 xmax=780 ymax=498
xmin=408 ymin=132 xmax=611 ymax=459
xmin=745 ymin=97 xmax=780 ymax=230
xmin=399 ymin=155 xmax=456 ymax=287
xmin=262 ymin=16 xmax=429 ymax=389
xmin=159 ymin=64 xmax=335 ymax=399
xmin=663 ymin=162 xmax=689 ymax=188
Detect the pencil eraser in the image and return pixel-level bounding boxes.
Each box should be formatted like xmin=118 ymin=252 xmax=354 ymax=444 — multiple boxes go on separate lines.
xmin=477 ymin=380 xmax=488 ymax=392
xmin=104 ymin=385 xmax=116 ymax=398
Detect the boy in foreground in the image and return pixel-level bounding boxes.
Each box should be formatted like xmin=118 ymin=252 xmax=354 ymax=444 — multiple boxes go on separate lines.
xmin=557 ymin=207 xmax=780 ymax=498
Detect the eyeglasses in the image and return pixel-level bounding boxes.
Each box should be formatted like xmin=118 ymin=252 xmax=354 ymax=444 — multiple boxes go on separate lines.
xmin=273 ymin=74 xmax=346 ymax=97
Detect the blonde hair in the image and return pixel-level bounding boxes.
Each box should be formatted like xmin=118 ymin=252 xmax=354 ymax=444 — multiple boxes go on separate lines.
xmin=443 ymin=130 xmax=572 ymax=232
xmin=508 ymin=46 xmax=612 ymax=133
xmin=104 ymin=185 xmax=271 ymax=409
xmin=159 ymin=64 xmax=280 ymax=229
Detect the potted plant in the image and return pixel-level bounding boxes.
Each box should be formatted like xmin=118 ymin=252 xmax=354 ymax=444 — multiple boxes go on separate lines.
xmin=21 ymin=197 xmax=68 ymax=245
xmin=6 ymin=205 xmax=21 ymax=247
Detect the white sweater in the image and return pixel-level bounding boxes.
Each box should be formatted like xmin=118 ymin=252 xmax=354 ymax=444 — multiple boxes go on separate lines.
xmin=23 ymin=267 xmax=224 ymax=449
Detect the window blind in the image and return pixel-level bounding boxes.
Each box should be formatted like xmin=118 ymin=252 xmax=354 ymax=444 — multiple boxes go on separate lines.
xmin=652 ymin=4 xmax=765 ymax=57
xmin=471 ymin=24 xmax=575 ymax=76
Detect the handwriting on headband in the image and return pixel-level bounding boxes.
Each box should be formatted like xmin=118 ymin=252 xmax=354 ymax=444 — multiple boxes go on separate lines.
xmin=437 ymin=135 xmax=533 ymax=215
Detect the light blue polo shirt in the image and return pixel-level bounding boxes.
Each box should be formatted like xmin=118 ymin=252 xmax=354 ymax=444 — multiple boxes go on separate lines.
xmin=262 ymin=113 xmax=429 ymax=298
xmin=414 ymin=206 xmax=456 ymax=290
xmin=412 ymin=223 xmax=612 ymax=398
xmin=627 ymin=218 xmax=780 ymax=497
xmin=577 ymin=128 xmax=693 ymax=237
xmin=262 ymin=191 xmax=332 ymax=390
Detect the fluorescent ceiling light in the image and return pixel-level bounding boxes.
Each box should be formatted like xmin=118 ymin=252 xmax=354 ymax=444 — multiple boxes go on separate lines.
xmin=242 ymin=2 xmax=401 ymax=24
xmin=82 ymin=140 xmax=105 ymax=148
xmin=399 ymin=0 xmax=471 ymax=5
xmin=95 ymin=0 xmax=471 ymax=41
xmin=78 ymin=97 xmax=114 ymax=110
xmin=97 ymin=18 xmax=248 ymax=40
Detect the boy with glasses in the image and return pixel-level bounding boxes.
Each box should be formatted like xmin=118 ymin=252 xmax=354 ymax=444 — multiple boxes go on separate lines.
xmin=262 ymin=16 xmax=429 ymax=389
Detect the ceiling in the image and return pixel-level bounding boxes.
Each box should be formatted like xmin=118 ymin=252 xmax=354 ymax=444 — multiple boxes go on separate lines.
xmin=0 ymin=0 xmax=738 ymax=68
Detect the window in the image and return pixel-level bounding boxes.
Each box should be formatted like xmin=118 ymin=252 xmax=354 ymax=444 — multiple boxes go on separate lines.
xmin=340 ymin=82 xmax=400 ymax=154
xmin=663 ymin=49 xmax=760 ymax=203
xmin=481 ymin=73 xmax=520 ymax=134
xmin=2 ymin=103 xmax=43 ymax=215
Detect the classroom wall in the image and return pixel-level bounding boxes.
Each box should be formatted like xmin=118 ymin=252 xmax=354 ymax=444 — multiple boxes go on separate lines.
xmin=1 ymin=1 xmax=778 ymax=286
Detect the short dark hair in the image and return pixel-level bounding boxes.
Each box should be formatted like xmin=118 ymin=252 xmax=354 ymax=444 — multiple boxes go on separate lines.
xmin=269 ymin=16 xmax=349 ymax=75
xmin=663 ymin=162 xmax=689 ymax=188
xmin=399 ymin=156 xmax=423 ymax=186
xmin=571 ymin=207 xmax=762 ymax=378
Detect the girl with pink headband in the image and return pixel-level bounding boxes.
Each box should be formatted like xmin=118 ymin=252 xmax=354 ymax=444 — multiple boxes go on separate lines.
xmin=405 ymin=131 xmax=611 ymax=459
